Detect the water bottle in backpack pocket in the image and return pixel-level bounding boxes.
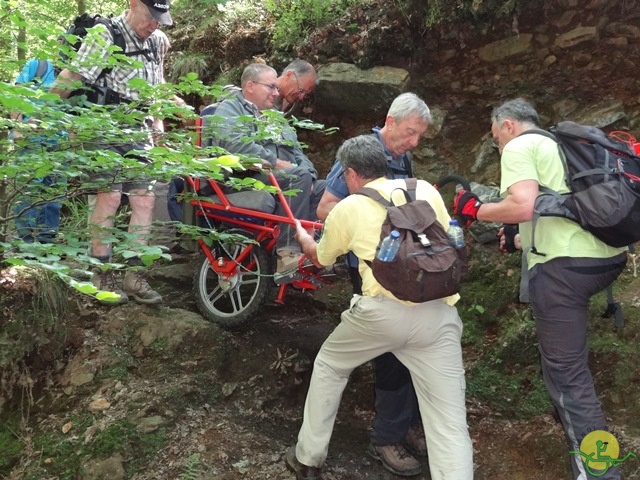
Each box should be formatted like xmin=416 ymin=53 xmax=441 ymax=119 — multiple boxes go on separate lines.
xmin=377 ymin=230 xmax=401 ymax=261
xmin=446 ymin=220 xmax=465 ymax=249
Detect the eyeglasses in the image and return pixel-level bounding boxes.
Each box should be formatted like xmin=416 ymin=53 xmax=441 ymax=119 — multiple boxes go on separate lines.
xmin=253 ymin=82 xmax=280 ymax=93
xmin=292 ymin=71 xmax=310 ymax=96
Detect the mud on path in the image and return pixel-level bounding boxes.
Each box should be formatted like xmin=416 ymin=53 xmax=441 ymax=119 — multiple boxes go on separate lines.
xmin=0 ymin=255 xmax=615 ymax=480
xmin=135 ymin=257 xmax=573 ymax=480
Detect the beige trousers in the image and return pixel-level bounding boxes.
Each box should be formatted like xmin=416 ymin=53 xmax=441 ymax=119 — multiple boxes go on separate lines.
xmin=295 ymin=294 xmax=473 ymax=480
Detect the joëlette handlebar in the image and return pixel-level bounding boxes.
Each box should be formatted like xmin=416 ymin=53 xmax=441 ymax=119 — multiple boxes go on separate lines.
xmin=268 ymin=171 xmax=323 ymax=231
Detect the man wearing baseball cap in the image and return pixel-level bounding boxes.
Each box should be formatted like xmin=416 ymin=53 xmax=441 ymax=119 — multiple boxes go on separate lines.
xmin=138 ymin=0 xmax=173 ymax=26
xmin=51 ymin=0 xmax=177 ymax=305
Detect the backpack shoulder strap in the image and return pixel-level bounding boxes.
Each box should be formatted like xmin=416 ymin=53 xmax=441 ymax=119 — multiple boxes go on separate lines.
xmin=518 ymin=127 xmax=571 ymax=189
xmin=355 ymin=187 xmax=391 ymax=207
xmin=96 ymin=16 xmax=150 ymax=58
xmin=356 ymin=175 xmax=424 ymax=207
xmin=93 ymin=17 xmax=122 ymax=51
xmin=404 ymin=178 xmax=417 ymax=201
xmin=34 ymin=60 xmax=48 ymax=80
xmin=518 ymin=127 xmax=557 ymax=142
xmin=403 ymin=151 xmax=414 ymax=178
xmin=106 ymin=19 xmax=127 ymax=53
xmin=357 ymin=184 xmax=414 ymax=207
xmin=515 ymin=128 xmax=560 ymax=257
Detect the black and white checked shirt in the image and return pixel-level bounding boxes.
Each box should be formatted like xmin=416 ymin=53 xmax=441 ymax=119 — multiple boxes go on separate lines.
xmin=74 ymin=11 xmax=169 ymax=102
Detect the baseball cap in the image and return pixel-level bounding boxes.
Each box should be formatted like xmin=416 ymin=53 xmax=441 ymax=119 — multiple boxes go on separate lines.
xmin=139 ymin=0 xmax=173 ymax=26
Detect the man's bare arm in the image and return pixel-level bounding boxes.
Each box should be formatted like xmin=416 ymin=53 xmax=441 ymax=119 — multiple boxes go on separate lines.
xmin=294 ymin=220 xmax=324 ymax=268
xmin=477 ymin=179 xmax=538 ymax=224
xmin=49 ymin=69 xmax=84 ymax=99
xmin=316 ymin=189 xmax=341 ymax=221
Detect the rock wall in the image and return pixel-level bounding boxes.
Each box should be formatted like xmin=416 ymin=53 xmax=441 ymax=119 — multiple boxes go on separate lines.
xmin=298 ymin=1 xmax=640 ymax=182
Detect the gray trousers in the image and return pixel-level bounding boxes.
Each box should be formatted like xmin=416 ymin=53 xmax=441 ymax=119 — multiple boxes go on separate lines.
xmin=529 ymin=253 xmax=627 ymax=480
xmin=371 ymin=353 xmax=420 ymax=445
xmin=261 ymin=167 xmax=325 ymax=250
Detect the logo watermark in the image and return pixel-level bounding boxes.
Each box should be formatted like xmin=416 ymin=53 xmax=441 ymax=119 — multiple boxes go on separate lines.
xmin=569 ymin=430 xmax=637 ymax=477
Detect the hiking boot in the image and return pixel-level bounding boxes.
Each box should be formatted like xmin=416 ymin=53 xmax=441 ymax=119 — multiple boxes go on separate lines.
xmin=285 ymin=446 xmax=321 ymax=480
xmin=405 ymin=423 xmax=428 ymax=458
xmin=122 ymin=271 xmax=162 ymax=305
xmin=36 ymin=232 xmax=61 ymax=244
xmin=92 ymin=270 xmax=128 ymax=305
xmin=274 ymin=248 xmax=304 ymax=285
xmin=367 ymin=443 xmax=422 ymax=477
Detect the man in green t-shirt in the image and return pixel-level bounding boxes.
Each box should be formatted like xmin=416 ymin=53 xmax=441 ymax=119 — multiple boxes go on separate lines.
xmin=453 ymin=98 xmax=627 ymax=480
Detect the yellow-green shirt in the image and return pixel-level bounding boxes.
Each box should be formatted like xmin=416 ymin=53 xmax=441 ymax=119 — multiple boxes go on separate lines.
xmin=500 ymin=132 xmax=625 ymax=269
xmin=317 ymin=177 xmax=459 ymax=305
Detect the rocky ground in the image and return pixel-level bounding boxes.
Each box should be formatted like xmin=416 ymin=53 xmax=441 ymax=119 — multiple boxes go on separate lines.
xmin=2 ymin=250 xmax=640 ymax=480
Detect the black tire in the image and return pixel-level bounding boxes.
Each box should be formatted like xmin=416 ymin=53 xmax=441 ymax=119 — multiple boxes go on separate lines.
xmin=193 ymin=240 xmax=272 ymax=329
xmin=434 ymin=174 xmax=470 ymax=191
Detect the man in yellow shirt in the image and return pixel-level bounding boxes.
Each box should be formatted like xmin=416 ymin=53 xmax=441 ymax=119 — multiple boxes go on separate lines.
xmin=285 ymin=135 xmax=473 ymax=480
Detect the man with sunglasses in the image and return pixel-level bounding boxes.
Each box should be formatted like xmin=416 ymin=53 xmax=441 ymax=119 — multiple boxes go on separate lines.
xmin=315 ymin=92 xmax=432 ymax=476
xmin=203 ymin=63 xmax=325 ymax=282
xmin=275 ymin=60 xmax=317 ymax=115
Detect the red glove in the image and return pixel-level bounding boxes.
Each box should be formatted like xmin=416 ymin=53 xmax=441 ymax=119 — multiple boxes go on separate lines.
xmin=453 ymin=189 xmax=482 ymax=226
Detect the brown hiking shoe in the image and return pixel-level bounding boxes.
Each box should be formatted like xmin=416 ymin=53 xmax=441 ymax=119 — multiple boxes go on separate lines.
xmin=368 ymin=443 xmax=422 ymax=477
xmin=405 ymin=423 xmax=428 ymax=457
xmin=285 ymin=446 xmax=321 ymax=480
xmin=123 ymin=271 xmax=162 ymax=305
xmin=92 ymin=270 xmax=128 ymax=305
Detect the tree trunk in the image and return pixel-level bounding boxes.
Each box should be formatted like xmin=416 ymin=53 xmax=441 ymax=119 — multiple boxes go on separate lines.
xmin=77 ymin=0 xmax=86 ymax=15
xmin=17 ymin=26 xmax=25 ymax=64
xmin=0 ymin=172 xmax=9 ymax=243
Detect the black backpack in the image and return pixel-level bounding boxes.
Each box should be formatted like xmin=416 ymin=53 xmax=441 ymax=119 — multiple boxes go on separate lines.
xmin=357 ymin=178 xmax=467 ymax=303
xmin=60 ymin=13 xmax=152 ymax=105
xmin=523 ymin=121 xmax=640 ymax=253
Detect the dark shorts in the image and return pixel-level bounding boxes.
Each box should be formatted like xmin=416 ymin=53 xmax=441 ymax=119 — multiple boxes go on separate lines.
xmin=82 ymin=142 xmax=157 ymax=193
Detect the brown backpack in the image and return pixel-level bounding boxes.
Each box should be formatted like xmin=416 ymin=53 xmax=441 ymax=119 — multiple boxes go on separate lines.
xmin=357 ymin=178 xmax=467 ymax=303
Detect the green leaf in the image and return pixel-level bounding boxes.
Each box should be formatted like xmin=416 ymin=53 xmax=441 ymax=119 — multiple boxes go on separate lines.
xmin=4 ymin=258 xmax=27 ymax=266
xmin=120 ymin=250 xmax=139 ymax=260
xmin=72 ymin=282 xmax=99 ymax=294
xmin=0 ymin=95 xmax=36 ymax=114
xmin=95 ymin=291 xmax=125 ymax=303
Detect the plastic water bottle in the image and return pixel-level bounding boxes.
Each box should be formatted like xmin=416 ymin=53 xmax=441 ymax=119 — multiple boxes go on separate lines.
xmin=447 ymin=220 xmax=465 ymax=249
xmin=377 ymin=230 xmax=401 ymax=261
